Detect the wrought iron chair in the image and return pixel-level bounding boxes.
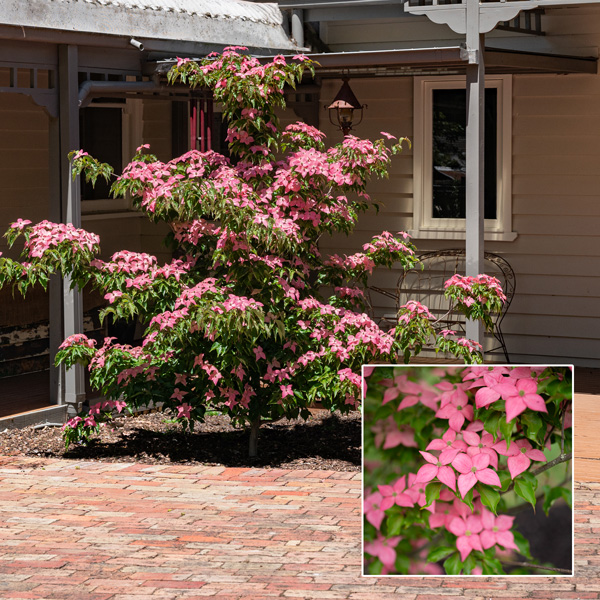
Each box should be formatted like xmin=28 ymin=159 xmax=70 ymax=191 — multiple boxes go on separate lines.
xmin=370 ymin=249 xmax=516 ymax=361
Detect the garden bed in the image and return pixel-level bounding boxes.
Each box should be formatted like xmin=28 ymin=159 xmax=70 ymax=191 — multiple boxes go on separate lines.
xmin=0 ymin=408 xmax=361 ymax=471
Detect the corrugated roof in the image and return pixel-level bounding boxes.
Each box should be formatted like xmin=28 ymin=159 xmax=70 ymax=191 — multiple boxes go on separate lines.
xmin=1 ymin=0 xmax=297 ymax=51
xmin=73 ymin=0 xmax=283 ymax=24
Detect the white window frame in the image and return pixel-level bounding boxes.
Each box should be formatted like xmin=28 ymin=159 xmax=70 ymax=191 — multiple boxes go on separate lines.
xmin=81 ymin=98 xmax=143 ymax=215
xmin=411 ymin=74 xmax=517 ymax=241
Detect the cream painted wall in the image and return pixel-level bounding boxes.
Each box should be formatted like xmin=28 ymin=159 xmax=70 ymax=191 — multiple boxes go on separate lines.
xmin=318 ymin=9 xmax=600 ymax=367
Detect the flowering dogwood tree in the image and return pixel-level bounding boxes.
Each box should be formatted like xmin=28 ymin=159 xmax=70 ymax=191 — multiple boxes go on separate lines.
xmin=0 ymin=48 xmax=505 ymax=456
xmin=364 ymin=365 xmax=573 ymax=575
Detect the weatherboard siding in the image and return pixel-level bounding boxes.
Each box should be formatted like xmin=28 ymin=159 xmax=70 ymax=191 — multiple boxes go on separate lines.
xmin=318 ymin=13 xmax=600 ymax=367
xmin=0 ymin=94 xmax=49 ymax=260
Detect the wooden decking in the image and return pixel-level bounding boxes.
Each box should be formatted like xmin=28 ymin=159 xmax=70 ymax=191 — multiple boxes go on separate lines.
xmin=575 ymin=393 xmax=600 ymax=482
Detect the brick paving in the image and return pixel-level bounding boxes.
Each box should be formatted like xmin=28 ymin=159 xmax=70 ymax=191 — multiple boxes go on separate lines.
xmin=0 ymin=456 xmax=596 ymax=600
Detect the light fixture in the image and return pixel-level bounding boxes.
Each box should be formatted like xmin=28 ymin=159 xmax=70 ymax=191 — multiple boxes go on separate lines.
xmin=326 ymin=77 xmax=366 ymax=136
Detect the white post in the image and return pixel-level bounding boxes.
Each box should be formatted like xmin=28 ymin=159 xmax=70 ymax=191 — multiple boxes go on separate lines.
xmin=58 ymin=44 xmax=86 ymax=415
xmin=48 ymin=117 xmax=63 ymax=405
xmin=464 ymin=0 xmax=485 ymax=349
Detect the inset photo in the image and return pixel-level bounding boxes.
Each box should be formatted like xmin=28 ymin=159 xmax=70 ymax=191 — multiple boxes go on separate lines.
xmin=362 ymin=365 xmax=573 ymax=576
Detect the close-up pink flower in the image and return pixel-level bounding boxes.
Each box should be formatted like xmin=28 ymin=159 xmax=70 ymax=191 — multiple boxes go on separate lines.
xmin=494 ymin=438 xmax=547 ymax=478
xmin=480 ymin=511 xmax=518 ymax=551
xmin=448 ymin=515 xmax=484 ymax=561
xmin=494 ymin=377 xmax=548 ymax=422
xmin=452 ymin=452 xmax=502 ymax=498
xmin=414 ymin=450 xmax=457 ymax=491
xmin=435 ymin=395 xmax=474 ymax=431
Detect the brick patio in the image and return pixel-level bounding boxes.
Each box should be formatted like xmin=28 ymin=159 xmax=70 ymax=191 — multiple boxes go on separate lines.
xmin=0 ymin=453 xmax=596 ymax=600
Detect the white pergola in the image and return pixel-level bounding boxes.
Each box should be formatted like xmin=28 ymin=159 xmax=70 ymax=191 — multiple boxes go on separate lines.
xmin=403 ymin=0 xmax=600 ymax=345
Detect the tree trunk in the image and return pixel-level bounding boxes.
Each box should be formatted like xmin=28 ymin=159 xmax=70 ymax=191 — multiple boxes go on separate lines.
xmin=249 ymin=416 xmax=261 ymax=458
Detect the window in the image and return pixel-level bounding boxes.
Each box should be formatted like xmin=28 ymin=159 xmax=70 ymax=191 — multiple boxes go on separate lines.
xmin=412 ymin=75 xmax=516 ymax=241
xmin=79 ymin=99 xmax=142 ymax=214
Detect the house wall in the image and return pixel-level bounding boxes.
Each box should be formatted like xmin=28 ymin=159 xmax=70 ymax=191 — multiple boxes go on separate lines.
xmin=318 ymin=7 xmax=600 ymax=367
xmin=0 ymin=91 xmax=172 ymax=378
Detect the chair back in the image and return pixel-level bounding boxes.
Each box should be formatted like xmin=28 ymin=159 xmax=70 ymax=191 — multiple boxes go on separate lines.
xmin=396 ymin=249 xmax=516 ymax=359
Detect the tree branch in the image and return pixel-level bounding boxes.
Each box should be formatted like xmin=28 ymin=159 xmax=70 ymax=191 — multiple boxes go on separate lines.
xmin=505 ymin=453 xmax=572 ymax=493
xmin=500 ymin=560 xmax=571 ymax=574
xmin=531 ymin=452 xmax=572 ymax=478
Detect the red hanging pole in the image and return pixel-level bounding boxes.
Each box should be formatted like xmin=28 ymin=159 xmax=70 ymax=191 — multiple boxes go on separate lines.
xmin=206 ymin=94 xmax=213 ymax=151
xmin=199 ymin=97 xmax=206 ymax=152
xmin=189 ymin=99 xmax=197 ymax=150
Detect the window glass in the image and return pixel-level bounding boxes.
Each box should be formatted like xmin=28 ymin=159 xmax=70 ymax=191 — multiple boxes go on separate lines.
xmin=431 ymin=88 xmax=497 ymax=220
xmin=80 ymin=106 xmax=122 ymax=200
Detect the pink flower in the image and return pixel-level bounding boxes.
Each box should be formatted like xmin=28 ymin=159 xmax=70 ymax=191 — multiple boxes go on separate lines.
xmin=448 ymin=515 xmax=484 ymax=561
xmin=480 ymin=510 xmax=518 ymax=551
xmin=10 ymin=218 xmax=31 ymax=230
xmin=426 ymin=429 xmax=468 ymax=463
xmin=436 ymin=380 xmax=470 ymax=407
xmin=378 ymin=476 xmax=414 ymax=509
xmin=414 ymin=451 xmax=456 ymax=491
xmin=253 ymin=346 xmax=266 ymax=361
xmin=364 ymin=491 xmax=387 ymax=529
xmin=280 ymin=384 xmax=293 ymax=398
xmin=176 ymin=403 xmax=192 ymax=419
xmin=452 ymin=452 xmax=501 ymax=498
xmin=83 ymin=416 xmax=96 ymax=428
xmin=372 ymin=417 xmax=417 ymax=450
xmin=171 ymin=388 xmax=187 ymax=402
xmin=405 ymin=473 xmax=434 ymax=512
xmin=104 ymin=290 xmax=123 ymax=304
xmin=387 ymin=378 xmax=438 ymax=411
xmin=380 ymin=131 xmax=397 ymax=140
xmin=494 ymin=438 xmax=547 ymax=479
xmin=435 ymin=396 xmax=474 ymax=431
xmin=114 ymin=400 xmax=127 ymax=413
xmin=494 ymin=377 xmax=548 ymax=422
xmin=364 ymin=534 xmax=401 ymax=570
xmin=232 ymin=363 xmax=246 ymax=381
xmin=463 ymin=430 xmax=499 ymax=470
xmin=174 ymin=373 xmax=188 ymax=386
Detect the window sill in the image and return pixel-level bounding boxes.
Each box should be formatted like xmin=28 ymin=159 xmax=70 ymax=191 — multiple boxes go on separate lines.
xmin=408 ymin=228 xmax=518 ymax=242
xmin=82 ymin=211 xmax=142 ymax=222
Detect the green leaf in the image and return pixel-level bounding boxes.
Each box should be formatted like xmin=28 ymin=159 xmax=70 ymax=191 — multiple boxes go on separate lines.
xmin=386 ymin=513 xmax=404 ymax=537
xmin=424 ymin=481 xmax=442 ymax=508
xmin=483 ymin=411 xmax=502 ymax=440
xmin=462 ymin=553 xmax=478 ymax=574
xmin=498 ymin=469 xmax=512 ymax=492
xmin=443 ymin=552 xmax=463 ymax=575
xmin=427 ymin=546 xmax=456 ymax=563
xmin=514 ymin=475 xmax=537 ymax=510
xmin=521 ymin=412 xmax=543 ymax=443
xmin=499 ymin=416 xmax=515 ymax=450
xmin=542 ymin=485 xmax=572 ymax=515
xmin=561 ymin=486 xmax=572 ymax=509
xmin=395 ymin=554 xmax=411 ymax=575
xmin=462 ymin=486 xmax=475 ymax=512
xmin=482 ymin=557 xmax=505 ymax=574
xmin=367 ymin=559 xmax=383 ymax=575
xmin=513 ymin=530 xmax=533 ymax=560
xmin=477 ymin=483 xmax=501 ymax=515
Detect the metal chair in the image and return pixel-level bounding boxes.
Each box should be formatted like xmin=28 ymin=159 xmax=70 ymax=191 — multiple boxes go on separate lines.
xmin=370 ymin=249 xmax=516 ymax=361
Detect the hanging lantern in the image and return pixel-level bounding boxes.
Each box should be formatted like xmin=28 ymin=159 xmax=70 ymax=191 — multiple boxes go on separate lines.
xmin=326 ymin=77 xmax=366 ymax=136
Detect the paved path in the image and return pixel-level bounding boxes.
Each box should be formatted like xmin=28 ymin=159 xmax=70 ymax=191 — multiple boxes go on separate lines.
xmin=0 ymin=456 xmax=597 ymax=600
